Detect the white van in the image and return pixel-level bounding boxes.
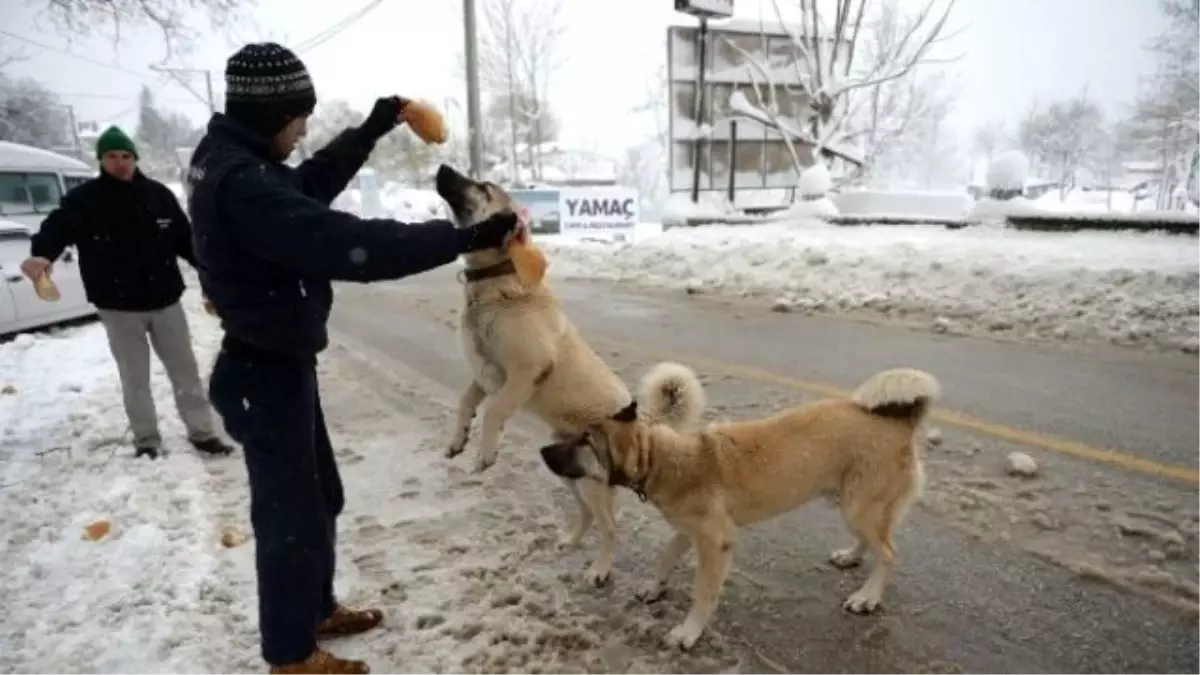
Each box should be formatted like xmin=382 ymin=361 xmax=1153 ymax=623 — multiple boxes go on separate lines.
xmin=0 ymin=141 xmax=97 ymax=336
xmin=0 ymin=140 xmax=94 ymax=234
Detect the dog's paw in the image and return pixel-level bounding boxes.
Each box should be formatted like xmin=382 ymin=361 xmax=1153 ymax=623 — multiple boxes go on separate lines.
xmin=584 ymin=563 xmax=612 ymax=588
xmin=634 ymin=581 xmax=667 ymax=604
xmin=472 ymin=454 xmax=496 ymax=473
xmin=828 ymin=547 xmax=863 ymax=569
xmin=445 ymin=441 xmax=466 ymax=459
xmin=663 ymin=622 xmax=703 ymax=651
xmin=842 ymin=589 xmax=882 ymax=614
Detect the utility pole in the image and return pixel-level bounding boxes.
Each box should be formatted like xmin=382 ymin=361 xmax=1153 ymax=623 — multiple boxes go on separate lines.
xmin=463 ymin=0 xmax=485 ymax=178
xmin=150 ymin=65 xmax=217 ymax=113
xmin=64 ymin=104 xmax=83 ymax=161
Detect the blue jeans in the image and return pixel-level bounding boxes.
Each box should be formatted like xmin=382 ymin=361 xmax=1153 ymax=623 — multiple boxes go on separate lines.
xmin=209 ymin=337 xmax=344 ymax=665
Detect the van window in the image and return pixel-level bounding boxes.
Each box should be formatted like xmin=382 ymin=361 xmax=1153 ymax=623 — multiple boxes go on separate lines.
xmin=0 ymin=173 xmax=31 ymax=215
xmin=64 ymin=175 xmax=89 ymax=192
xmin=0 ymin=172 xmax=65 ymax=215
xmin=26 ymin=173 xmax=62 ymax=210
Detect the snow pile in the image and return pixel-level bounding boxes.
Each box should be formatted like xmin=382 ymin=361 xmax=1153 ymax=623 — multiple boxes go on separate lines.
xmin=777 ymin=163 xmax=839 ymax=219
xmin=333 ymin=184 xmax=449 ymax=223
xmin=661 ymin=192 xmax=738 ymax=227
xmin=0 ymin=293 xmax=233 ymax=672
xmin=834 ymin=190 xmax=974 ymax=221
xmin=542 ymin=223 xmax=1200 ymax=350
xmin=987 ymin=151 xmax=1030 ymax=193
xmin=970 ymin=151 xmax=1035 ymax=224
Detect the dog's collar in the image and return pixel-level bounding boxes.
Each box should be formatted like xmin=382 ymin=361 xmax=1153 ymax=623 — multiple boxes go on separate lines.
xmin=460 ymin=259 xmax=516 ymax=283
xmin=607 ymin=462 xmax=649 ymax=502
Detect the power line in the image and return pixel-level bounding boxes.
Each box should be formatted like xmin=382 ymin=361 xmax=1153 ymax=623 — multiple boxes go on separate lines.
xmin=0 ymin=30 xmax=155 ymax=80
xmin=293 ymin=0 xmax=386 ymax=53
xmin=47 ymin=91 xmax=206 ymax=106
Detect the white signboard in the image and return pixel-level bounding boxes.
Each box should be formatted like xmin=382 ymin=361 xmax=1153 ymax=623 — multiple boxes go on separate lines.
xmin=557 ymin=187 xmax=640 ymax=241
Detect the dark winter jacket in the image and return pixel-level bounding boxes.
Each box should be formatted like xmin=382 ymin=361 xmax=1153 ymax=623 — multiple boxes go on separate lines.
xmin=186 ymin=113 xmax=465 ymax=356
xmin=30 ymin=170 xmax=196 ymax=312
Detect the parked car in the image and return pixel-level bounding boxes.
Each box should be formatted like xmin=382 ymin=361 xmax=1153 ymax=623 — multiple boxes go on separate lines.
xmin=0 ymin=218 xmax=96 ymax=337
xmin=0 ymin=140 xmax=94 ymax=236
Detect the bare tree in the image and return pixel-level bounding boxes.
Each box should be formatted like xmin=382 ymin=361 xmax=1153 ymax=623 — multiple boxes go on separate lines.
xmin=472 ymin=0 xmax=567 ymax=183
xmin=724 ymin=0 xmax=958 ymax=180
xmin=619 ymin=64 xmax=671 ymax=216
xmin=1018 ymin=91 xmax=1106 ymax=198
xmin=31 ymin=0 xmax=256 ymax=61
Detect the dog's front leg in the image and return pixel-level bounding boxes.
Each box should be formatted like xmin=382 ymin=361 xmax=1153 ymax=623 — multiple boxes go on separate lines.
xmin=576 ymin=480 xmax=618 ymax=586
xmin=665 ymin=524 xmax=736 ymax=651
xmin=474 ymin=374 xmax=538 ymax=473
xmin=447 ymin=381 xmax=486 ymax=459
xmin=636 ymin=531 xmax=692 ymax=603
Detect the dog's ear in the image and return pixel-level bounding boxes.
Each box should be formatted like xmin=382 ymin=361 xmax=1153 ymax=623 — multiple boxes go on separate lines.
xmin=612 ymin=400 xmax=638 ymax=423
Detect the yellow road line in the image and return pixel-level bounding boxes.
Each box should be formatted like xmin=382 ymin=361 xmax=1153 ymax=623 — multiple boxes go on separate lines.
xmin=601 ymin=338 xmax=1200 ymax=487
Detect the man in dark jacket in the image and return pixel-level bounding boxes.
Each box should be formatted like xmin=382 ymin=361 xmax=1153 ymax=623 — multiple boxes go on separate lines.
xmin=187 ymin=43 xmax=518 ymax=674
xmin=21 ymin=126 xmax=234 ymax=460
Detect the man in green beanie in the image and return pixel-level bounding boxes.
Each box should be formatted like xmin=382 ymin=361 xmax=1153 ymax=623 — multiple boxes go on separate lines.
xmin=21 ymin=125 xmax=234 ymax=460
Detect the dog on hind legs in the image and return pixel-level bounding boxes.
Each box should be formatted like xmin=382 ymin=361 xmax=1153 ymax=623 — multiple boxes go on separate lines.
xmin=539 ymin=363 xmax=938 ymax=650
xmin=433 ymin=163 xmax=704 ymax=586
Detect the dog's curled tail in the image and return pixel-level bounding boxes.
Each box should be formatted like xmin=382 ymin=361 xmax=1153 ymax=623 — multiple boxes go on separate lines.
xmin=638 ymin=361 xmax=706 ymax=431
xmin=851 ymin=367 xmax=941 ymax=425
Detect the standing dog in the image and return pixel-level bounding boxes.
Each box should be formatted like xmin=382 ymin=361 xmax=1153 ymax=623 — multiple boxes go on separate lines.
xmin=433 ymin=164 xmax=700 ymax=585
xmin=540 ymin=363 xmax=939 ymax=650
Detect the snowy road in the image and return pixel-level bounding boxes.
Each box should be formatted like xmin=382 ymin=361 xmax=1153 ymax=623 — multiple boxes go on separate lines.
xmin=328 ymin=269 xmax=1199 ymax=674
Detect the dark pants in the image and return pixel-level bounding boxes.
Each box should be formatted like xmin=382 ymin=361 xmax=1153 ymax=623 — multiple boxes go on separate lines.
xmin=209 ymin=337 xmax=345 ymax=665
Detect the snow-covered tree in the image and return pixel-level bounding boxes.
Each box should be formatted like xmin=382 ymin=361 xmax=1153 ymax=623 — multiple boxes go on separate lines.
xmin=469 ymin=0 xmax=567 ymax=183
xmin=1124 ymin=0 xmax=1199 ymax=208
xmin=30 ymin=0 xmax=256 ymax=60
xmin=0 ymin=73 xmax=71 ymax=150
xmin=136 ymin=86 xmax=201 ymax=180
xmin=1018 ymin=91 xmax=1105 ymax=197
xmin=972 ymin=119 xmax=1009 ymax=163
xmin=723 ymin=0 xmax=958 ymax=178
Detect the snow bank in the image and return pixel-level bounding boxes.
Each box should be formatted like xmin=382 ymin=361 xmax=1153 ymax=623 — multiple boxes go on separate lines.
xmin=542 ymin=223 xmax=1200 ymax=350
xmin=0 ymin=292 xmax=231 ymax=672
xmin=661 ymin=192 xmax=737 ymax=227
xmin=835 ymin=190 xmax=973 ymax=221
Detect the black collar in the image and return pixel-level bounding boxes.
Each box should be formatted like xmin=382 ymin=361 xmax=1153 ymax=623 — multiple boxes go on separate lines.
xmin=462 ymin=259 xmax=517 ymax=283
xmin=605 ymin=454 xmax=649 ymax=502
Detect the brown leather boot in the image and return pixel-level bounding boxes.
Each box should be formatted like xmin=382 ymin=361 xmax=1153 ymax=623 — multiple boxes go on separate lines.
xmin=268 ymin=649 xmax=369 ymax=674
xmin=317 ymin=605 xmax=383 ymax=637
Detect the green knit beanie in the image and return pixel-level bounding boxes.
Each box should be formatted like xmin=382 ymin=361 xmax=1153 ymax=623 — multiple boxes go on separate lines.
xmin=95 ymin=126 xmax=138 ymax=160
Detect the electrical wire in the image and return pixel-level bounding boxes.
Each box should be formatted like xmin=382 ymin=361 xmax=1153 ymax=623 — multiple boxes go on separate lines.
xmin=0 ymin=30 xmax=156 ymax=80
xmin=293 ymin=0 xmax=386 ymax=53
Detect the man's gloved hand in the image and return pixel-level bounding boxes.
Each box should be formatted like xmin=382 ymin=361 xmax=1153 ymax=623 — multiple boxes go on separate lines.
xmin=459 ymin=212 xmax=520 ymax=252
xmin=361 ymin=96 xmax=410 ymax=140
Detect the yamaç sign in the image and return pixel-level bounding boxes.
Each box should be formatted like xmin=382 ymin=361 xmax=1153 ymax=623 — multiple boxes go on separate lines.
xmin=557 ymin=187 xmax=640 ymax=241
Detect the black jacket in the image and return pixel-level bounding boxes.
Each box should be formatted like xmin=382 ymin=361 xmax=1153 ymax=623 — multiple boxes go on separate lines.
xmin=30 ymin=170 xmax=196 ymax=312
xmin=186 ymin=113 xmax=466 ymax=356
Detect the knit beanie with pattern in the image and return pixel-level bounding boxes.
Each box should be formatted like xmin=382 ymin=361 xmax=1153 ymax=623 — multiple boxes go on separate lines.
xmin=223 ymin=42 xmax=317 ymax=139
xmin=95 ymin=126 xmax=138 ymax=160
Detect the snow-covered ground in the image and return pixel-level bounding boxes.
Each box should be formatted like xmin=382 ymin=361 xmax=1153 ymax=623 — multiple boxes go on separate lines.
xmin=539 ymin=221 xmax=1200 ymax=351
xmin=0 ymin=288 xmax=741 ymax=673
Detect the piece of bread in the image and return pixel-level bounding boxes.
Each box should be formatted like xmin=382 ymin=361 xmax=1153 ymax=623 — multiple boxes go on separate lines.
xmin=508 ymin=216 xmax=548 ymax=286
xmin=35 ymin=274 xmax=60 ymax=302
xmin=83 ymin=519 xmax=111 ymax=541
xmin=403 ymin=99 xmax=448 ymax=145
